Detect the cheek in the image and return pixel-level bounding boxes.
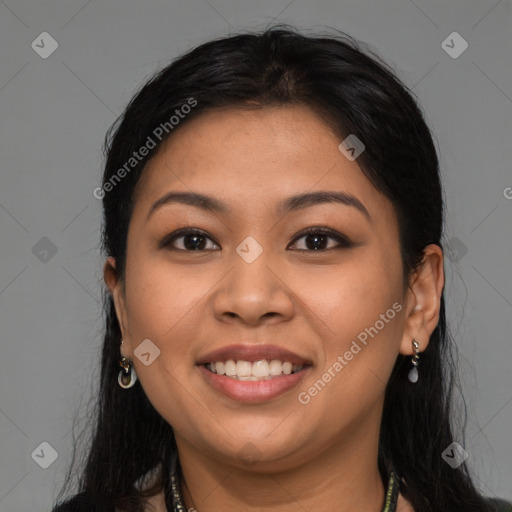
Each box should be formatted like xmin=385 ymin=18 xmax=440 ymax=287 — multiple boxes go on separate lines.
xmin=307 ymin=244 xmax=402 ymax=334
xmin=303 ymin=244 xmax=404 ymax=395
xmin=121 ymin=260 xmax=205 ymax=427
xmin=125 ymin=250 xmax=198 ymax=320
xmin=122 ymin=255 xmax=207 ymax=370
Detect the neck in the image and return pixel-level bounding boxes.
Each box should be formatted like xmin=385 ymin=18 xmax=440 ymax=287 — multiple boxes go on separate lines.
xmin=174 ymin=419 xmax=387 ymax=511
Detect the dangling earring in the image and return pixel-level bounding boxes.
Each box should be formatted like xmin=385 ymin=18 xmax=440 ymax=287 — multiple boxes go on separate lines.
xmin=408 ymin=339 xmax=420 ymax=383
xmin=118 ymin=340 xmax=137 ymax=389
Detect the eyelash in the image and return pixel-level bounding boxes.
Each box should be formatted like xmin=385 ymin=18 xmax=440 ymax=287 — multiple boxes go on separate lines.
xmin=160 ymin=226 xmax=352 ymax=252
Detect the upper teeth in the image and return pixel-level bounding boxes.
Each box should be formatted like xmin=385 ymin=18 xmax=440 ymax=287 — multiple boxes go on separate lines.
xmin=205 ymin=359 xmax=304 ymax=379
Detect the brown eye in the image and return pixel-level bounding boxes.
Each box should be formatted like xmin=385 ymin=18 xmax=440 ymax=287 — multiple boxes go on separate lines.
xmin=288 ymin=227 xmax=352 ymax=251
xmin=160 ymin=226 xmax=352 ymax=252
xmin=160 ymin=229 xmax=219 ymax=251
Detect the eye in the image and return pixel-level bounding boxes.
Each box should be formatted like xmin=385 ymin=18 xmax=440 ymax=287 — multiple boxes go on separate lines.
xmin=160 ymin=226 xmax=352 ymax=252
xmin=160 ymin=228 xmax=219 ymax=251
xmin=288 ymin=227 xmax=352 ymax=251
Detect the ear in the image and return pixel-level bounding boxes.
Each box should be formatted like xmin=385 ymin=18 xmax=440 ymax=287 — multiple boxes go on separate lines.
xmin=103 ymin=256 xmax=130 ymax=350
xmin=399 ymin=244 xmax=445 ymax=356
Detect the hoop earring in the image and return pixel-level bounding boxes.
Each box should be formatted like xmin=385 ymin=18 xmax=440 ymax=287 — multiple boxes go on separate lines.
xmin=118 ymin=347 xmax=138 ymax=389
xmin=408 ymin=339 xmax=420 ymax=383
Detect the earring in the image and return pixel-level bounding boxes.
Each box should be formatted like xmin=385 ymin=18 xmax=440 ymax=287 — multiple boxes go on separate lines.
xmin=118 ymin=341 xmax=137 ymax=389
xmin=407 ymin=339 xmax=420 ymax=383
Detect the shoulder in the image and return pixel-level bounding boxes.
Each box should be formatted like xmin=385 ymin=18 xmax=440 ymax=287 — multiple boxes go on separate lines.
xmin=484 ymin=497 xmax=512 ymax=512
xmin=50 ymin=465 xmax=164 ymax=512
xmin=51 ymin=492 xmax=111 ymax=512
xmin=50 ymin=491 xmax=163 ymax=512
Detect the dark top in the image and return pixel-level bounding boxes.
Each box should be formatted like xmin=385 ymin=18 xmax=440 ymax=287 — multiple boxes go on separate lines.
xmin=52 ymin=452 xmax=512 ymax=512
xmin=51 ymin=491 xmax=512 ymax=511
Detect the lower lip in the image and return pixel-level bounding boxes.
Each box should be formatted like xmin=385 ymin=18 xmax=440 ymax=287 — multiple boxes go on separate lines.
xmin=197 ymin=365 xmax=311 ymax=403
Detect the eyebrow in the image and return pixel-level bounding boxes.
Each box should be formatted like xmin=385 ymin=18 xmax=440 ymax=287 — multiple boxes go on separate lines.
xmin=146 ymin=190 xmax=371 ymax=222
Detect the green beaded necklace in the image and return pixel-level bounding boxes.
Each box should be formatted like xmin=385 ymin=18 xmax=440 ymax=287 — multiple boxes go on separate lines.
xmin=168 ymin=453 xmax=399 ymax=512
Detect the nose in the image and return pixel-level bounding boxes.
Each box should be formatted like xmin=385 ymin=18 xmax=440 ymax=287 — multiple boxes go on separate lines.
xmin=212 ymin=249 xmax=294 ymax=327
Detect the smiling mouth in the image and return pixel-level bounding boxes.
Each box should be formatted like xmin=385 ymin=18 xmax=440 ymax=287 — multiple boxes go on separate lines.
xmin=203 ymin=359 xmax=310 ymax=381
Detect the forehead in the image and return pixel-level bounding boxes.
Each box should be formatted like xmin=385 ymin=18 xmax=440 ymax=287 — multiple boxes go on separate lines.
xmin=131 ymin=105 xmax=394 ymax=224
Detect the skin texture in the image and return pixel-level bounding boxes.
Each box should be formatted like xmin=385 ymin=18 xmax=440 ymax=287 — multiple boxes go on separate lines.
xmin=105 ymin=105 xmax=443 ymax=512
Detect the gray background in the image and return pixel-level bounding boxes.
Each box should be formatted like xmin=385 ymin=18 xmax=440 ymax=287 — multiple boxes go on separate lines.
xmin=0 ymin=0 xmax=511 ymax=510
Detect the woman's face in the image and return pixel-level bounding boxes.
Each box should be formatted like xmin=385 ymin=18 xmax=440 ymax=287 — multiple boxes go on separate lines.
xmin=109 ymin=105 xmax=419 ymax=471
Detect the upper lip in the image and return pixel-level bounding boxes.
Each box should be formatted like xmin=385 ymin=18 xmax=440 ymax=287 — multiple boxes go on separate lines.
xmin=196 ymin=344 xmax=312 ymax=365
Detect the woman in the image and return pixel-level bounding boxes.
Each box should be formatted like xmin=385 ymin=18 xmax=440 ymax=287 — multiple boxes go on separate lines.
xmin=52 ymin=25 xmax=512 ymax=512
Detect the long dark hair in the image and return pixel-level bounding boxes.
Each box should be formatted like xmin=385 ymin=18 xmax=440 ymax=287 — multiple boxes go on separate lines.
xmin=54 ymin=25 xmax=494 ymax=512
